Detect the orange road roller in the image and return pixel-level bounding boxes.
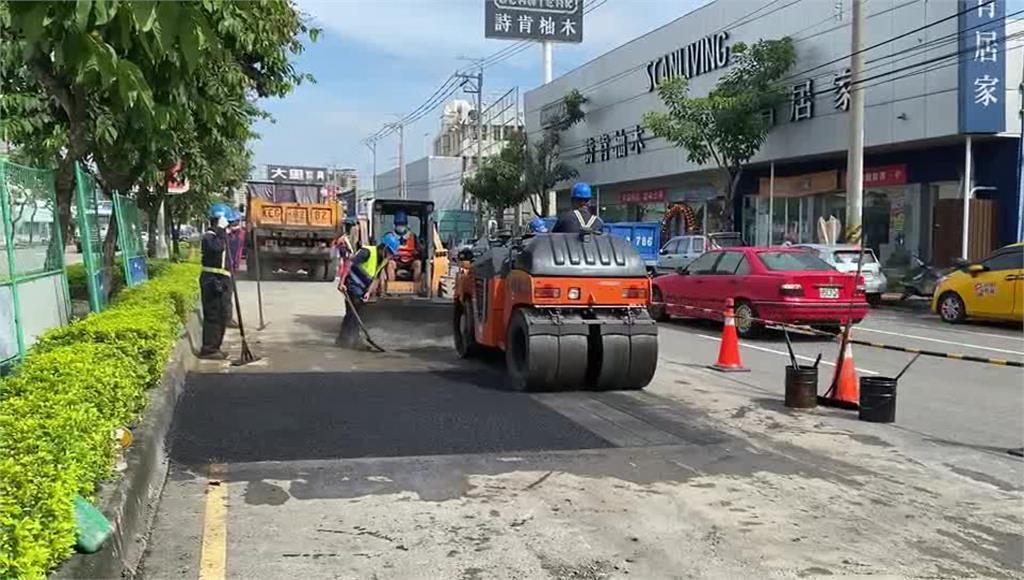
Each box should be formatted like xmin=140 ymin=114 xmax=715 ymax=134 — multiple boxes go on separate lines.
xmin=454 ymin=231 xmax=658 ymax=391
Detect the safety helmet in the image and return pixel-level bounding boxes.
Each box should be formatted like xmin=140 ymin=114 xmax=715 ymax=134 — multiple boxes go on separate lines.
xmin=571 ymin=182 xmax=592 ymax=200
xmin=529 ymin=216 xmax=548 ymax=233
xmin=227 ymin=208 xmax=241 ymax=223
xmin=208 ymin=203 xmax=231 ymax=219
xmin=381 ymin=232 xmax=401 ymax=255
xmin=393 ymin=210 xmax=408 ymax=225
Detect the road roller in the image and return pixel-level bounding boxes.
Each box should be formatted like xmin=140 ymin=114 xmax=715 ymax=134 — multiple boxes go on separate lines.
xmin=453 ymin=230 xmax=658 ymax=391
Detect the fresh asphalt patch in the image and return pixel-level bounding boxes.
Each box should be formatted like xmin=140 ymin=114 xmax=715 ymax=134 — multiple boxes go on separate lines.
xmin=168 ymin=371 xmax=612 ymax=465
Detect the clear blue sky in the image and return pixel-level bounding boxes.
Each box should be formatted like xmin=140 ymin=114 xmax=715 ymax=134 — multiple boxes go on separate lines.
xmin=250 ymin=0 xmax=1024 ymax=184
xmin=249 ymin=0 xmax=709 ymax=181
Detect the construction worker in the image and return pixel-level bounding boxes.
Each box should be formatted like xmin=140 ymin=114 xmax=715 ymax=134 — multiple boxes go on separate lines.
xmin=199 ymin=203 xmax=233 ymax=359
xmin=529 ymin=216 xmax=549 ymax=234
xmin=386 ymin=210 xmax=422 ymax=292
xmin=552 ymin=182 xmax=604 ymax=234
xmin=337 ymin=232 xmax=401 ymax=348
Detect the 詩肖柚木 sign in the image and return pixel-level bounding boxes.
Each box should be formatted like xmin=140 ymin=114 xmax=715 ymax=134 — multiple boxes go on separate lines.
xmin=485 ymin=0 xmax=583 ymax=43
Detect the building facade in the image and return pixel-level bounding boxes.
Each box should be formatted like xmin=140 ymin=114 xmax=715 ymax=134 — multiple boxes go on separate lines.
xmin=375 ymin=155 xmax=465 ymax=211
xmin=525 ymin=0 xmax=1023 ymax=266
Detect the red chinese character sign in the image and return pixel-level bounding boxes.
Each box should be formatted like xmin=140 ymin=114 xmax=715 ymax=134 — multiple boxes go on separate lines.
xmin=166 ymin=161 xmax=190 ymax=195
xmin=485 ymin=0 xmax=583 ymax=43
xmin=862 ymin=165 xmax=908 ymax=188
xmin=621 ymin=190 xmax=666 ymax=204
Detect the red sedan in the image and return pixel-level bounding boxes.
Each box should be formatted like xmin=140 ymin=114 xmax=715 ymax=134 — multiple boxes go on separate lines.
xmin=650 ymin=247 xmax=868 ymax=338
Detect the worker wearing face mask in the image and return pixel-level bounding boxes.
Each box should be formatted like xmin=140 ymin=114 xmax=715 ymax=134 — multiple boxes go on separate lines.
xmin=385 ymin=210 xmax=423 ymax=293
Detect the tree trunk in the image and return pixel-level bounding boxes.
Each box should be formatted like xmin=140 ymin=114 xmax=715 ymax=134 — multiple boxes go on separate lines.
xmin=495 ymin=206 xmax=507 ymax=229
xmin=169 ymin=208 xmax=180 ymax=259
xmin=146 ymin=205 xmax=158 ymax=258
xmin=723 ymin=166 xmax=743 ymax=232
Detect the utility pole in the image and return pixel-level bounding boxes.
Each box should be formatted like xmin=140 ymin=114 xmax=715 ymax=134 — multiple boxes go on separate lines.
xmin=397 ymin=122 xmax=406 ymax=199
xmin=456 ymin=68 xmax=483 ymax=209
xmin=364 ymin=139 xmax=377 ymax=194
xmin=845 ymin=0 xmax=865 ymax=245
xmin=542 ymin=41 xmax=553 ymax=84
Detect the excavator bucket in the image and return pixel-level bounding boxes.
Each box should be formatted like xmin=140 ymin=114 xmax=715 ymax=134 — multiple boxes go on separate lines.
xmin=338 ymin=297 xmax=452 ymax=352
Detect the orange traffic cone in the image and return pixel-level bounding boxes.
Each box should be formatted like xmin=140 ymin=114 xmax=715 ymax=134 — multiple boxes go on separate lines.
xmin=820 ymin=337 xmax=860 ymax=410
xmin=710 ymin=298 xmax=749 ymax=372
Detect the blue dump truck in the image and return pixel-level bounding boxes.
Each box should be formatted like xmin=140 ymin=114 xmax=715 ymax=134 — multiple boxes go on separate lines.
xmin=540 ymin=218 xmax=659 ymax=272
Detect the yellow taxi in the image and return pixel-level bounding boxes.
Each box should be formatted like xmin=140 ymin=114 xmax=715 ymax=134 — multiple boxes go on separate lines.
xmin=933 ymin=242 xmax=1024 ymax=323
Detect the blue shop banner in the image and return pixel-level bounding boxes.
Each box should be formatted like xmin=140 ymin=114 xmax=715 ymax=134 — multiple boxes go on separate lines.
xmin=959 ymin=0 xmax=1006 ymax=133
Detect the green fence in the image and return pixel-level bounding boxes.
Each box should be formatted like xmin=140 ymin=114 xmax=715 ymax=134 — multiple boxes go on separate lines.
xmin=73 ymin=163 xmax=112 ymax=312
xmin=0 ymin=158 xmax=71 ymax=365
xmin=113 ymin=193 xmax=148 ymax=287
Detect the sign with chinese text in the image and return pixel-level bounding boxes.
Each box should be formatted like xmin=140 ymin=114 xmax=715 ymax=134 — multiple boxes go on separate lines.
xmin=266 ymin=165 xmax=329 ymax=183
xmin=620 ymin=189 xmax=666 ymax=204
xmin=862 ymin=164 xmax=908 ymax=188
xmin=959 ymin=0 xmax=1005 ymax=133
xmin=758 ymin=171 xmax=839 ymax=197
xmin=485 ymin=0 xmax=583 ymax=43
xmin=584 ymin=124 xmax=647 ymax=164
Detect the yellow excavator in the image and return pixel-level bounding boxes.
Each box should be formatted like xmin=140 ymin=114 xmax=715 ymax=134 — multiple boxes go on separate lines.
xmin=343 ymin=200 xmax=454 ymax=350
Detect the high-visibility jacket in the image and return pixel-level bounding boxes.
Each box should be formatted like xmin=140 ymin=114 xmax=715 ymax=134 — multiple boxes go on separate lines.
xmin=200 ymin=230 xmax=230 ymax=277
xmin=359 ymin=245 xmax=381 ymax=279
xmin=396 ymin=233 xmax=417 ymax=262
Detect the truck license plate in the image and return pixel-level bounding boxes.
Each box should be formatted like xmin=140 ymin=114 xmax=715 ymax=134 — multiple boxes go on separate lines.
xmin=819 ymin=287 xmax=840 ymax=299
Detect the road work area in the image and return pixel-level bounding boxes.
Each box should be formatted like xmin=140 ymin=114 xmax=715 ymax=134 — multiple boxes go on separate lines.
xmin=140 ymin=279 xmax=1023 ymax=579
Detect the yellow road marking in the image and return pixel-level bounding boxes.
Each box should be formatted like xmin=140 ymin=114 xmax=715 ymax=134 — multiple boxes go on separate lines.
xmin=199 ymin=463 xmax=227 ymax=580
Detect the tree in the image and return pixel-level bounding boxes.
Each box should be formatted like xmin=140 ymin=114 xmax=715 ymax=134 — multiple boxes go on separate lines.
xmin=462 ymin=133 xmax=528 ymax=227
xmin=523 ymin=89 xmax=586 ymax=216
xmin=643 ymin=38 xmax=796 ymax=230
xmin=0 ymin=0 xmax=315 ymax=251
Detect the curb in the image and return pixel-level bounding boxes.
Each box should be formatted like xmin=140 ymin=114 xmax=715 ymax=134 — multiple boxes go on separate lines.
xmin=55 ymin=309 xmax=201 ymax=580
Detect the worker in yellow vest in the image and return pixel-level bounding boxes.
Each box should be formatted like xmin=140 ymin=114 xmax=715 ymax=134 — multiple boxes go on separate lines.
xmin=199 ymin=203 xmax=233 ymax=359
xmin=337 ymin=233 xmax=400 ymax=348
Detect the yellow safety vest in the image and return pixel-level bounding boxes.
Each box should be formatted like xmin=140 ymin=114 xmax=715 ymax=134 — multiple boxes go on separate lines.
xmin=201 ymin=233 xmax=231 ymax=277
xmin=359 ymin=245 xmax=384 ymax=279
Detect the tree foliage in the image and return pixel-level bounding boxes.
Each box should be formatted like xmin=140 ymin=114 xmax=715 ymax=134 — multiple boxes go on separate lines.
xmin=0 ymin=0 xmax=315 ymax=263
xmin=643 ymin=38 xmax=796 ymax=229
xmin=523 ymin=89 xmax=586 ymax=216
xmin=462 ymin=132 xmax=528 ymax=226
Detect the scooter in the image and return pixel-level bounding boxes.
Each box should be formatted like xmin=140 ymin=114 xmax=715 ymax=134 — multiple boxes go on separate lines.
xmin=900 ymin=254 xmax=950 ymax=299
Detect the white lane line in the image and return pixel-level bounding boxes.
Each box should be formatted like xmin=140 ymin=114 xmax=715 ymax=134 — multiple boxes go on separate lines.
xmin=857 ymin=326 xmax=1024 ymax=356
xmin=867 ymin=315 xmax=1023 ymax=342
xmin=694 ymin=333 xmax=880 ymax=375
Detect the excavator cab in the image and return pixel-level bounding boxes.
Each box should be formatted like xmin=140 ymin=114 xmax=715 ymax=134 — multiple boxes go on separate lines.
xmin=370 ymin=200 xmax=449 ymax=298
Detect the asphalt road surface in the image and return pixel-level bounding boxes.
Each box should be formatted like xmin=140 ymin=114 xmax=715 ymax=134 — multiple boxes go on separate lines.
xmin=657 ymin=303 xmax=1024 ymax=451
xmin=139 ymin=280 xmax=1023 ymax=579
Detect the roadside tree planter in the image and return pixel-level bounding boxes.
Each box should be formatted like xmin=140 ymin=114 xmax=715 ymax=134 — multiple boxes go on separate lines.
xmin=0 ymin=261 xmax=200 ymax=578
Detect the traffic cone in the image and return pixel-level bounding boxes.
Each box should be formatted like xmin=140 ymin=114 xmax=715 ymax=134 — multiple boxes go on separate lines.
xmin=819 ymin=336 xmax=860 ymax=410
xmin=710 ymin=298 xmax=749 ymax=372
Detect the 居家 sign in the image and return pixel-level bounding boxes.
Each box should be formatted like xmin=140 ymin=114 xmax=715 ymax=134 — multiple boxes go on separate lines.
xmin=959 ymin=0 xmax=1005 ymax=133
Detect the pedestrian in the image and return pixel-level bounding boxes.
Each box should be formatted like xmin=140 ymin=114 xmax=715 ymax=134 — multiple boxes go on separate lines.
xmin=337 ymin=232 xmax=400 ymax=348
xmin=199 ymin=203 xmax=234 ymax=359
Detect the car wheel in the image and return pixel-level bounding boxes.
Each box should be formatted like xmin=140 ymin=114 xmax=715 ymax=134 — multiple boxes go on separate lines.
xmin=938 ymin=291 xmax=967 ymax=323
xmin=866 ymin=293 xmax=882 ymax=307
xmin=733 ymin=300 xmax=763 ymax=339
xmin=649 ymin=286 xmax=668 ymax=322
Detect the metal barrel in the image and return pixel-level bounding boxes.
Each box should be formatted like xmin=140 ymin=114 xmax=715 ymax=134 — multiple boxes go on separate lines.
xmin=784 ymin=365 xmax=818 ymax=409
xmin=859 ymin=376 xmax=898 ymax=423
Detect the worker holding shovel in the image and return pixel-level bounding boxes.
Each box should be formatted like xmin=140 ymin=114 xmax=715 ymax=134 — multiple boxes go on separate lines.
xmin=336 ymin=232 xmax=400 ymax=349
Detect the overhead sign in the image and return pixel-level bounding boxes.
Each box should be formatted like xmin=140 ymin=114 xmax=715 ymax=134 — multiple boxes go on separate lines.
xmin=266 ymin=164 xmax=329 ymax=183
xmin=958 ymin=0 xmax=1005 ymax=133
xmin=862 ymin=164 xmax=908 ymax=188
xmin=646 ymin=31 xmax=731 ymax=92
xmin=485 ymin=0 xmax=583 ymax=43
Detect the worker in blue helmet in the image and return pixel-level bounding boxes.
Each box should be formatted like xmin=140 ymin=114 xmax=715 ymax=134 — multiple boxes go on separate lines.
xmin=198 ymin=203 xmax=234 ymax=358
xmin=387 ymin=209 xmax=423 ymax=293
xmin=552 ymin=182 xmax=604 ymax=234
xmin=338 ymin=232 xmax=401 ymax=348
xmin=528 ymin=216 xmax=548 ymax=234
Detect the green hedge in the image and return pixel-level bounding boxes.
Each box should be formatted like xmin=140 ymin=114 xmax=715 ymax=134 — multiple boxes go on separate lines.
xmin=0 ymin=262 xmax=201 ymax=578
xmin=65 ymin=259 xmax=173 ymax=302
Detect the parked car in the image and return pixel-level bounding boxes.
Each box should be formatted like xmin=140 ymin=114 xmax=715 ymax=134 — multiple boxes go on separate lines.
xmin=932 ymin=242 xmax=1023 ymax=324
xmin=656 ymin=232 xmax=744 ymax=274
xmin=651 ymin=247 xmax=869 ymax=338
xmin=793 ymin=244 xmax=887 ymax=305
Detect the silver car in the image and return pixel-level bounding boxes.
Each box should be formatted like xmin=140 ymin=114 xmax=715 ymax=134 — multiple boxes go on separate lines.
xmin=794 ymin=244 xmax=888 ymax=305
xmin=656 ymin=233 xmax=744 ymax=274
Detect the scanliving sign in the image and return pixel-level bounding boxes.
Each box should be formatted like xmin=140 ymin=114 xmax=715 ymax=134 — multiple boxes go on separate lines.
xmin=646 ymin=31 xmax=731 ymax=92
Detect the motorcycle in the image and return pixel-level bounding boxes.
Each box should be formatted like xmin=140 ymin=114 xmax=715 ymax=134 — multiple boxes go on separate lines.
xmin=900 ymin=254 xmax=958 ymax=299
